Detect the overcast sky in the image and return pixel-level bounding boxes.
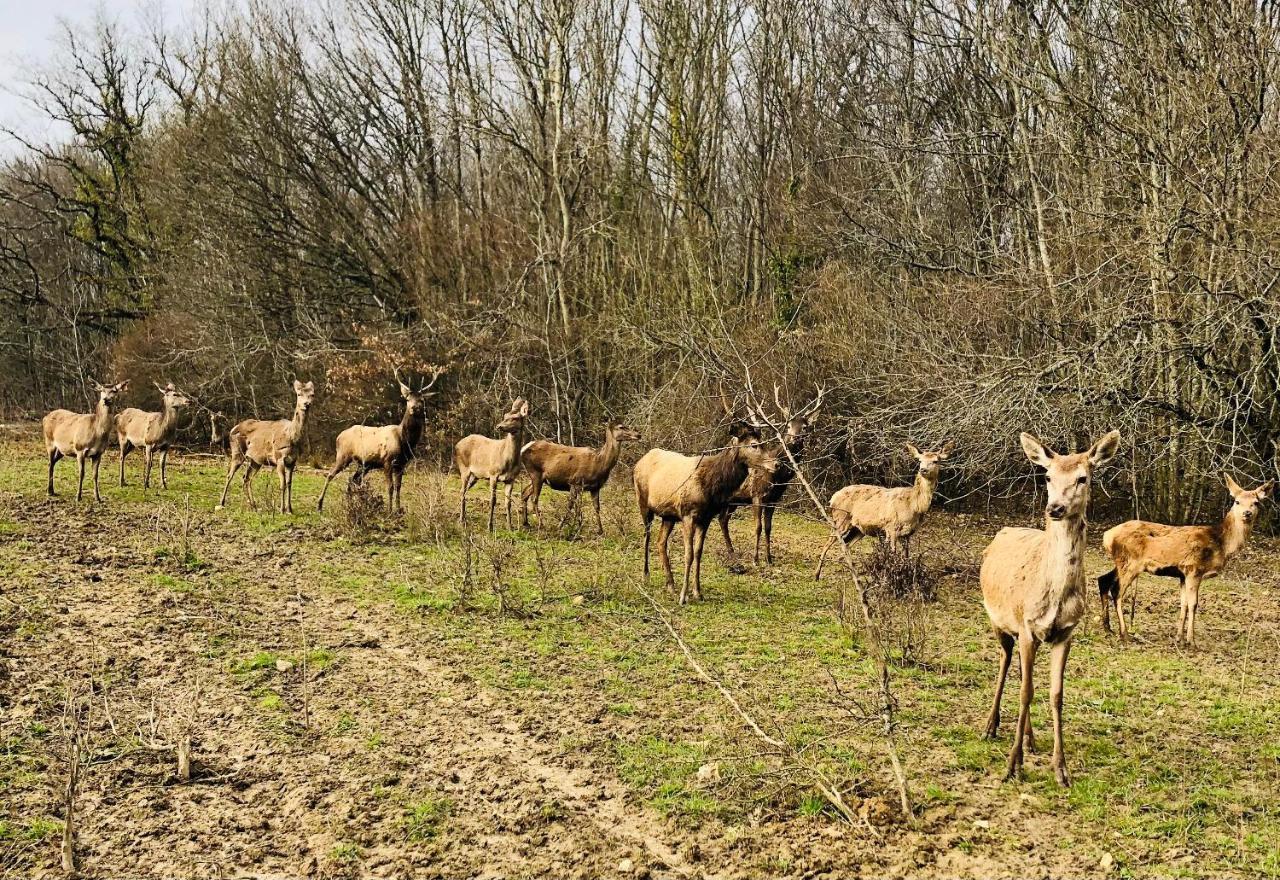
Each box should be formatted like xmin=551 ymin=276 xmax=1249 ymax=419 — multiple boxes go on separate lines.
xmin=0 ymin=0 xmax=195 ymax=152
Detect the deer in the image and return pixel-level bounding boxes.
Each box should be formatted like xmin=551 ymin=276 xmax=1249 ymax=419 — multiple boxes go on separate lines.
xmin=216 ymin=380 xmax=316 ymax=514
xmin=634 ymin=433 xmax=778 ymax=604
xmin=519 ymin=422 xmax=642 ymax=533
xmin=1098 ymin=476 xmax=1271 ymax=646
xmin=980 ymin=430 xmax=1119 ymax=787
xmin=42 ymin=380 xmax=130 ymax=502
xmin=455 ymin=397 xmax=529 ymax=531
xmin=317 ymin=369 xmax=444 ymax=514
xmin=718 ymin=385 xmax=825 ymax=566
xmin=813 ymin=440 xmax=955 ymax=580
xmin=115 ymin=382 xmax=191 ymax=489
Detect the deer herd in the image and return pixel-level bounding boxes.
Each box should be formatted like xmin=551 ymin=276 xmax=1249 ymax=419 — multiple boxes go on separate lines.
xmin=38 ymin=376 xmax=1273 ymax=787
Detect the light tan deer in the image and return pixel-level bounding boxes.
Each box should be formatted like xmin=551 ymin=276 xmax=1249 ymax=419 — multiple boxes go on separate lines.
xmin=981 ymin=430 xmax=1119 ymax=787
xmin=455 ymin=398 xmax=529 ymax=531
xmin=813 ymin=441 xmax=954 ymax=580
xmin=719 ymin=385 xmax=824 ymax=565
xmin=520 ymin=422 xmax=642 ymax=533
xmin=216 ymin=380 xmax=316 ymax=513
xmin=634 ymin=436 xmax=778 ymax=604
xmin=116 ymin=382 xmax=191 ymax=489
xmin=42 ymin=380 xmax=130 ymax=502
xmin=317 ymin=370 xmax=443 ymax=514
xmin=1098 ymin=476 xmax=1271 ymax=645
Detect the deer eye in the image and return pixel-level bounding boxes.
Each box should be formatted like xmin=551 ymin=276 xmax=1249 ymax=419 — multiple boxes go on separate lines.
xmin=1076 ymin=476 xmax=1088 ymax=485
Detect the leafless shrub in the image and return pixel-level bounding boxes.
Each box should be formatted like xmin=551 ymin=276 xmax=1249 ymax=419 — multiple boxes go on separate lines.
xmin=857 ymin=543 xmax=940 ymax=669
xmin=338 ymin=480 xmax=385 ymax=540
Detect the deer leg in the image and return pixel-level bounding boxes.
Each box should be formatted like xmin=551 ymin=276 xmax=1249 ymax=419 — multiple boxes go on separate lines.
xmin=92 ymin=454 xmax=105 ymax=503
xmin=983 ymin=631 xmax=1015 ymax=739
xmin=118 ymin=440 xmax=129 ymax=486
xmin=458 ymin=471 xmax=475 ymax=526
xmin=1098 ymin=569 xmax=1117 ymax=632
xmin=1048 ymin=637 xmax=1073 ymax=787
xmin=47 ymin=449 xmax=61 ymax=496
xmin=752 ymin=500 xmax=764 ymax=565
xmin=691 ymin=521 xmax=707 ymax=602
xmin=763 ymin=505 xmax=776 ymax=565
xmin=286 ymin=464 xmax=297 ymax=514
xmin=316 ymin=455 xmax=349 ymax=512
xmin=160 ymin=449 xmax=170 ymax=489
xmin=75 ymin=453 xmax=87 ymax=502
xmin=657 ymin=518 xmax=676 ymax=593
xmin=505 ymin=480 xmax=515 ymax=529
xmin=591 ymin=490 xmax=603 ymax=535
xmin=1185 ymin=575 xmax=1202 ymax=646
xmin=242 ymin=463 xmax=259 ymax=509
xmin=384 ymin=462 xmax=396 ymax=511
xmin=814 ymin=535 xmax=837 ymax=581
xmin=718 ymin=509 xmax=737 ymax=565
xmin=1005 ymin=633 xmax=1038 ymax=781
xmin=392 ymin=468 xmax=404 ymax=514
xmin=143 ymin=447 xmax=155 ymax=490
xmin=679 ymin=517 xmax=695 ymax=605
xmin=641 ymin=513 xmax=653 ymax=579
xmin=1115 ymin=570 xmax=1136 ymax=640
xmin=520 ymin=474 xmax=538 ymax=527
xmin=218 ymin=457 xmax=242 ymax=509
xmin=486 ymin=476 xmax=498 ymax=532
xmin=561 ymin=485 xmax=581 ymax=530
xmin=276 ymin=460 xmax=289 ymax=513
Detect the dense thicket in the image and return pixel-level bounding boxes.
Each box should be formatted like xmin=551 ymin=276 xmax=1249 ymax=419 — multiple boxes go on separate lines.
xmin=3 ymin=0 xmax=1280 ymax=519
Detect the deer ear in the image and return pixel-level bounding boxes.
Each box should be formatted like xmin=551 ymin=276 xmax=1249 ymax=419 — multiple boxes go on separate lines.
xmin=939 ymin=440 xmax=956 ymax=459
xmin=1225 ymin=474 xmax=1245 ymax=498
xmin=906 ymin=443 xmax=921 ymax=459
xmin=1258 ymin=480 xmax=1274 ymax=499
xmin=398 ymin=381 xmax=412 ymax=398
xmin=1088 ymin=430 xmax=1120 ymax=467
xmin=519 ymin=400 xmax=529 ymax=417
xmin=1020 ymin=433 xmax=1054 ymax=467
xmin=118 ymin=380 xmax=130 ymax=392
xmin=305 ymin=381 xmax=315 ymax=393
xmin=293 ymin=379 xmax=303 ymax=394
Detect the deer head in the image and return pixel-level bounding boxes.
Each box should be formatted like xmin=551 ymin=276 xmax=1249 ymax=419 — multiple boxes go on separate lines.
xmin=496 ymin=398 xmax=529 ymax=434
xmin=1021 ymin=431 xmax=1119 ymax=522
xmin=91 ymin=380 xmax=129 ymax=408
xmin=906 ymin=440 xmax=955 ymax=480
xmin=155 ymin=381 xmax=191 ymax=411
xmin=773 ymin=384 xmax=826 ymax=449
xmin=1225 ymin=475 xmax=1273 ymax=525
xmin=396 ymin=366 xmax=445 ymax=418
xmin=292 ymin=379 xmax=316 ymax=412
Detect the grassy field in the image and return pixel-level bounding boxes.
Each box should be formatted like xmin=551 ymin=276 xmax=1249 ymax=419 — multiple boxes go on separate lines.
xmin=1 ymin=425 xmax=1278 ymax=878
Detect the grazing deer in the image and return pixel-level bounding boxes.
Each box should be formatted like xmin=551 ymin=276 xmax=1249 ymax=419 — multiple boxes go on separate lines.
xmin=209 ymin=411 xmax=230 ymax=453
xmin=317 ymin=370 xmax=444 ymax=514
xmin=981 ymin=430 xmax=1119 ymax=787
xmin=455 ymin=398 xmax=529 ymax=531
xmin=42 ymin=380 xmax=130 ymax=502
xmin=634 ymin=435 xmax=778 ymax=604
xmin=520 ymin=422 xmax=642 ymax=533
xmin=719 ymin=385 xmax=825 ymax=565
xmin=1098 ymin=476 xmax=1271 ymax=645
xmin=216 ymin=380 xmax=316 ymax=514
xmin=116 ymin=382 xmax=191 ymax=489
xmin=813 ymin=441 xmax=954 ymax=580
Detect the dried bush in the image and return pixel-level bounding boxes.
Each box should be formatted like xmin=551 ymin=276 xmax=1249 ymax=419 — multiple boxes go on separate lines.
xmin=857 ymin=542 xmax=940 ymax=669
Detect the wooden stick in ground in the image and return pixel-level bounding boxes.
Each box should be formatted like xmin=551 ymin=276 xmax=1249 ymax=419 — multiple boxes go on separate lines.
xmin=742 ymin=380 xmax=913 ymax=821
xmin=636 ymin=581 xmax=859 ymax=824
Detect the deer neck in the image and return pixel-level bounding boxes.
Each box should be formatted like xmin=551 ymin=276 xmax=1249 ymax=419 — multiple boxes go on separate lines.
xmin=1040 ymin=514 xmax=1087 ymax=602
xmin=287 ymin=402 xmax=309 ymax=444
xmin=911 ymin=470 xmax=938 ymax=515
xmin=159 ymin=400 xmax=181 ymax=434
xmin=597 ymin=427 xmax=622 ymax=474
xmin=1218 ymin=508 xmax=1251 ymax=559
xmin=502 ymin=424 xmax=524 ymax=468
xmin=92 ymin=398 xmax=113 ymax=437
xmin=401 ymin=405 xmax=425 ymax=450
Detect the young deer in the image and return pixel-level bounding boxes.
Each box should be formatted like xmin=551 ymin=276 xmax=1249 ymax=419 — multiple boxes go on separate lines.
xmin=116 ymin=382 xmax=191 ymax=489
xmin=216 ymin=380 xmax=316 ymax=514
xmin=520 ymin=422 xmax=641 ymax=533
xmin=455 ymin=398 xmax=529 ymax=531
xmin=981 ymin=430 xmax=1119 ymax=787
xmin=719 ymin=386 xmax=825 ymax=565
xmin=1098 ymin=476 xmax=1271 ymax=645
xmin=317 ymin=370 xmax=443 ymax=514
xmin=813 ymin=441 xmax=954 ymax=580
xmin=42 ymin=380 xmax=130 ymax=502
xmin=634 ymin=435 xmax=778 ymax=604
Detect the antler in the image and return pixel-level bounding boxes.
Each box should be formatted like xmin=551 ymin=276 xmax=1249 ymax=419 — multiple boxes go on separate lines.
xmin=794 ymin=384 xmax=828 ymax=421
xmin=420 ymin=365 xmax=446 ymax=394
xmin=773 ymin=384 xmax=792 ymax=421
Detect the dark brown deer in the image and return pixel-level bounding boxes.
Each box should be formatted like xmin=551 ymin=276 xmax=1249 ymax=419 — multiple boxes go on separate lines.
xmin=718 ymin=385 xmax=824 ymax=565
xmin=317 ymin=369 xmax=443 ymax=514
xmin=42 ymin=380 xmax=130 ymax=502
xmin=455 ymin=398 xmax=529 ymax=531
xmin=520 ymin=422 xmax=641 ymax=532
xmin=1098 ymin=476 xmax=1271 ymax=645
xmin=216 ymin=380 xmax=316 ymax=513
xmin=116 ymin=382 xmax=191 ymax=489
xmin=634 ymin=434 xmax=777 ymax=604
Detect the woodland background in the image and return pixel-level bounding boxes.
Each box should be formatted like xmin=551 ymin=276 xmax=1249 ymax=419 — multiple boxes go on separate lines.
xmin=3 ymin=0 xmax=1280 ymax=521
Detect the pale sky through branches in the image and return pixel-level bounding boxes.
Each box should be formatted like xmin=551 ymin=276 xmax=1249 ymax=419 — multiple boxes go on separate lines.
xmin=0 ymin=0 xmax=194 ymax=153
